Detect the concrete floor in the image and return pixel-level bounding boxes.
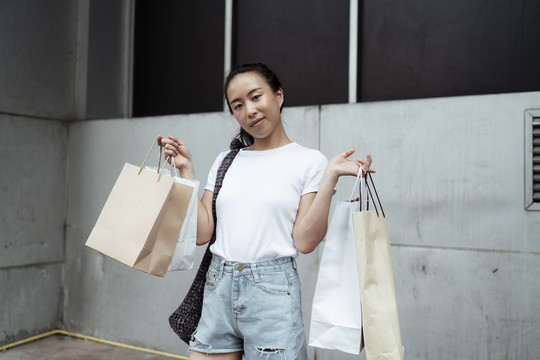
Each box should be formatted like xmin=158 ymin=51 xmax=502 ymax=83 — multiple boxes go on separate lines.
xmin=0 ymin=335 xmax=186 ymax=360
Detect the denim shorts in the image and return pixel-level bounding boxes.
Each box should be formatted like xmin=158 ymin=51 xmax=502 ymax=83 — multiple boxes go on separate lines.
xmin=189 ymin=255 xmax=308 ymax=359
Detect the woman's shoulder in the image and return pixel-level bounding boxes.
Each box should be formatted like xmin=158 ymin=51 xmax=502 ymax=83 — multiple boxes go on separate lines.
xmin=289 ymin=143 xmax=328 ymax=163
xmin=209 ymin=150 xmax=230 ymax=169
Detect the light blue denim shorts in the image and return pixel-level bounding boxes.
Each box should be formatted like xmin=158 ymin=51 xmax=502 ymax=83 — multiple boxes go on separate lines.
xmin=189 ymin=255 xmax=308 ymax=359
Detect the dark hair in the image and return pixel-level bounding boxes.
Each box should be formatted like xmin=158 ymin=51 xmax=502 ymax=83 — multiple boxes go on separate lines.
xmin=224 ymin=63 xmax=284 ymax=149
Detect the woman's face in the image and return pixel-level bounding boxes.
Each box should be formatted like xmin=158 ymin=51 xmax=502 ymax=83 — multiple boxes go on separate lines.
xmin=226 ymin=71 xmax=284 ymax=141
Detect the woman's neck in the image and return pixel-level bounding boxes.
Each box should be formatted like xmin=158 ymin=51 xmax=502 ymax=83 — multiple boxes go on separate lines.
xmin=248 ymin=127 xmax=291 ymax=151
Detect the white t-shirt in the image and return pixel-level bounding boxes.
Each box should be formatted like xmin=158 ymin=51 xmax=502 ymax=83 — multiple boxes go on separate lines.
xmin=205 ymin=142 xmax=328 ymax=262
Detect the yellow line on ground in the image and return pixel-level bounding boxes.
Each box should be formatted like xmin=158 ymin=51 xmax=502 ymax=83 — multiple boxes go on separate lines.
xmin=0 ymin=330 xmax=188 ymax=360
xmin=0 ymin=330 xmax=59 ymax=352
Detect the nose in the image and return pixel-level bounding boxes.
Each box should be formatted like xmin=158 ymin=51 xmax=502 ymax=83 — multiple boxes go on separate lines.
xmin=246 ymin=101 xmax=257 ymax=117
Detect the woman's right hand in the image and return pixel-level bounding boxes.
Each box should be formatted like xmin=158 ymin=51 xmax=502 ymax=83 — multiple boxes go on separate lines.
xmin=157 ymin=135 xmax=195 ymax=179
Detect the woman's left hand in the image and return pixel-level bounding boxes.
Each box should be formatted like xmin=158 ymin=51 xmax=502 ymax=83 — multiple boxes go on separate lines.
xmin=358 ymin=153 xmax=375 ymax=176
xmin=326 ymin=149 xmax=375 ymax=180
xmin=294 ymin=149 xmax=375 ymax=253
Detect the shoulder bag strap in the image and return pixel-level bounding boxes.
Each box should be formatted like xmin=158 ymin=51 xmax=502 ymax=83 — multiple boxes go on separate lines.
xmin=210 ymin=148 xmax=240 ymax=245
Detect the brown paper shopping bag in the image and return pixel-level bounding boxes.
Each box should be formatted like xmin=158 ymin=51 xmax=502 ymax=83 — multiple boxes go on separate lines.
xmin=86 ymin=139 xmax=193 ymax=277
xmin=353 ymin=173 xmax=404 ymax=360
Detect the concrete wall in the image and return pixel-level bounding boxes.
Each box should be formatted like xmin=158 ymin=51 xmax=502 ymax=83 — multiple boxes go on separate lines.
xmin=0 ymin=1 xmax=79 ymax=120
xmin=0 ymin=116 xmax=67 ymax=344
xmin=320 ymin=93 xmax=540 ymax=359
xmin=0 ymin=0 xmax=132 ymax=345
xmin=63 ymin=92 xmax=540 ymax=359
xmin=0 ymin=0 xmax=76 ymax=346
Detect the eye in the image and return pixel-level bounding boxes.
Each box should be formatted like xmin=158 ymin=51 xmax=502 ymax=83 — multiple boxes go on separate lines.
xmin=252 ymin=94 xmax=262 ymax=101
xmin=233 ymin=103 xmax=243 ymax=110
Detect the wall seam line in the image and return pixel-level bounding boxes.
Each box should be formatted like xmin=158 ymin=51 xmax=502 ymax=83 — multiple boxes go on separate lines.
xmin=392 ymin=243 xmax=540 ymax=256
xmin=0 ymin=260 xmax=65 ymax=272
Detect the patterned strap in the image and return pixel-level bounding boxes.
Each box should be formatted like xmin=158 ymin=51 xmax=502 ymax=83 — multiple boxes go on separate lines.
xmin=168 ymin=148 xmax=241 ymax=344
xmin=209 ymin=148 xmax=240 ymax=245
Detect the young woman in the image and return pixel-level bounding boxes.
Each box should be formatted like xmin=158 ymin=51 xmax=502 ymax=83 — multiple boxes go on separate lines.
xmin=159 ymin=63 xmax=373 ymax=360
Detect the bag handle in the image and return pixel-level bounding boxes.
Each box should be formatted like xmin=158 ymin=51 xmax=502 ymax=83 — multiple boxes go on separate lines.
xmin=364 ymin=172 xmax=385 ymax=218
xmin=138 ymin=137 xmax=173 ymax=181
xmin=347 ymin=168 xmax=369 ymax=211
xmin=157 ymin=144 xmax=176 ymax=176
xmin=348 ymin=167 xmax=385 ymax=217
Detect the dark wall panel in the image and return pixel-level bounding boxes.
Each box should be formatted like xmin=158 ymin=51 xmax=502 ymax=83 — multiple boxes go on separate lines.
xmin=234 ymin=0 xmax=349 ymax=107
xmin=133 ymin=0 xmax=225 ymax=116
xmin=87 ymin=0 xmax=127 ymax=119
xmin=360 ymin=0 xmax=540 ymax=101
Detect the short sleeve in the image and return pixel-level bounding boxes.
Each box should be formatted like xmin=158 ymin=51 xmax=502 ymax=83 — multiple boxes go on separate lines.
xmin=302 ymin=150 xmax=328 ymax=195
xmin=205 ymin=151 xmax=228 ymax=193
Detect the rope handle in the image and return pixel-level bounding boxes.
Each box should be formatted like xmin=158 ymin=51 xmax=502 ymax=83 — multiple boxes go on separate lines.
xmin=347 ymin=167 xmax=370 ymax=211
xmin=347 ymin=167 xmax=363 ymax=202
xmin=137 ymin=137 xmax=175 ymax=181
xmin=347 ymin=167 xmax=384 ymax=217
xmin=364 ymin=172 xmax=385 ymax=218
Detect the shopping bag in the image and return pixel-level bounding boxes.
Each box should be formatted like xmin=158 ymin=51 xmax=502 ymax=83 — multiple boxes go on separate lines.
xmin=147 ymin=163 xmax=200 ymax=271
xmin=86 ymin=138 xmax=194 ymax=277
xmin=353 ymin=173 xmax=404 ymax=360
xmin=167 ymin=176 xmax=198 ymax=271
xmin=309 ymin=199 xmax=363 ymax=354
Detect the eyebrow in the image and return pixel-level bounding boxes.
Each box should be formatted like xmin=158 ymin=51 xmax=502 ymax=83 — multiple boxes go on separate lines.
xmin=229 ymin=88 xmax=262 ymax=105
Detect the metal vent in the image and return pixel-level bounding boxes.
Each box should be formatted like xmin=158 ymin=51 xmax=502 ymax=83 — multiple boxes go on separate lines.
xmin=525 ymin=109 xmax=540 ymax=210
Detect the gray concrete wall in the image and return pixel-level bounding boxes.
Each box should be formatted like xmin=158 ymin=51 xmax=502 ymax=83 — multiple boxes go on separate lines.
xmin=63 ymin=92 xmax=540 ymax=359
xmin=0 ymin=0 xmax=79 ymax=120
xmin=0 ymin=0 xmax=76 ymax=346
xmin=0 ymin=116 xmax=67 ymax=345
xmin=321 ymin=93 xmax=540 ymax=360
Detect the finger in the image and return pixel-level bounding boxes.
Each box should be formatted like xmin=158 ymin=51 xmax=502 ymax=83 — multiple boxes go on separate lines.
xmin=157 ymin=135 xmax=164 ymax=147
xmin=160 ymin=138 xmax=174 ymax=147
xmin=164 ymin=145 xmax=179 ymax=156
xmin=168 ymin=135 xmax=182 ymax=147
xmin=356 ymin=160 xmax=371 ymax=174
xmin=343 ymin=149 xmax=355 ymax=158
xmin=357 ymin=155 xmax=373 ymax=166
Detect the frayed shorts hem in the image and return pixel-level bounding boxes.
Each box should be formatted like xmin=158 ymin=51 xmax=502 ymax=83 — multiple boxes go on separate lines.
xmin=189 ymin=340 xmax=243 ymax=355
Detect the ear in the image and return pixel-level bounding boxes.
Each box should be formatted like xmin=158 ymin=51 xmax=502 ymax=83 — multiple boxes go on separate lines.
xmin=276 ymin=88 xmax=284 ymax=107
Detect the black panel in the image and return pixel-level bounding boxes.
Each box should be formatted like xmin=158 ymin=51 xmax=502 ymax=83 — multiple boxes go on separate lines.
xmin=234 ymin=0 xmax=349 ymax=107
xmin=359 ymin=0 xmax=540 ymax=101
xmin=133 ymin=1 xmax=225 ymax=116
xmin=87 ymin=0 xmax=126 ymax=119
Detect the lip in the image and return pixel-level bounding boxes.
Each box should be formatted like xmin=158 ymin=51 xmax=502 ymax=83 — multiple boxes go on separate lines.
xmin=250 ymin=118 xmax=264 ymax=127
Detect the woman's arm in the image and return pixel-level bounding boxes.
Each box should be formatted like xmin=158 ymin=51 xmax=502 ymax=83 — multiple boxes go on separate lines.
xmin=292 ymin=149 xmax=373 ymax=254
xmin=158 ymin=135 xmax=214 ymax=245
xmin=196 ymin=190 xmax=214 ymax=245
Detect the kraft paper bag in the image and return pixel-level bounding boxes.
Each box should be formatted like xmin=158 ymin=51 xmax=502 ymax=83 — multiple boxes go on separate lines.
xmin=144 ymin=175 xmax=193 ymax=275
xmin=353 ymin=173 xmax=404 ymax=360
xmin=309 ymin=199 xmax=364 ymax=354
xmin=86 ymin=139 xmax=194 ymax=277
xmin=167 ymin=177 xmax=199 ymax=271
xmin=147 ymin=165 xmax=199 ymax=272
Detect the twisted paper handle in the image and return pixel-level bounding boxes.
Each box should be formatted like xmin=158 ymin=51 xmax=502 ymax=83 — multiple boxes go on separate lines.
xmin=138 ymin=137 xmax=174 ymax=182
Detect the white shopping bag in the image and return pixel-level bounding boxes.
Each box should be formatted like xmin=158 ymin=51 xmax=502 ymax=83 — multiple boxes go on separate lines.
xmin=309 ymin=174 xmax=366 ymax=354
